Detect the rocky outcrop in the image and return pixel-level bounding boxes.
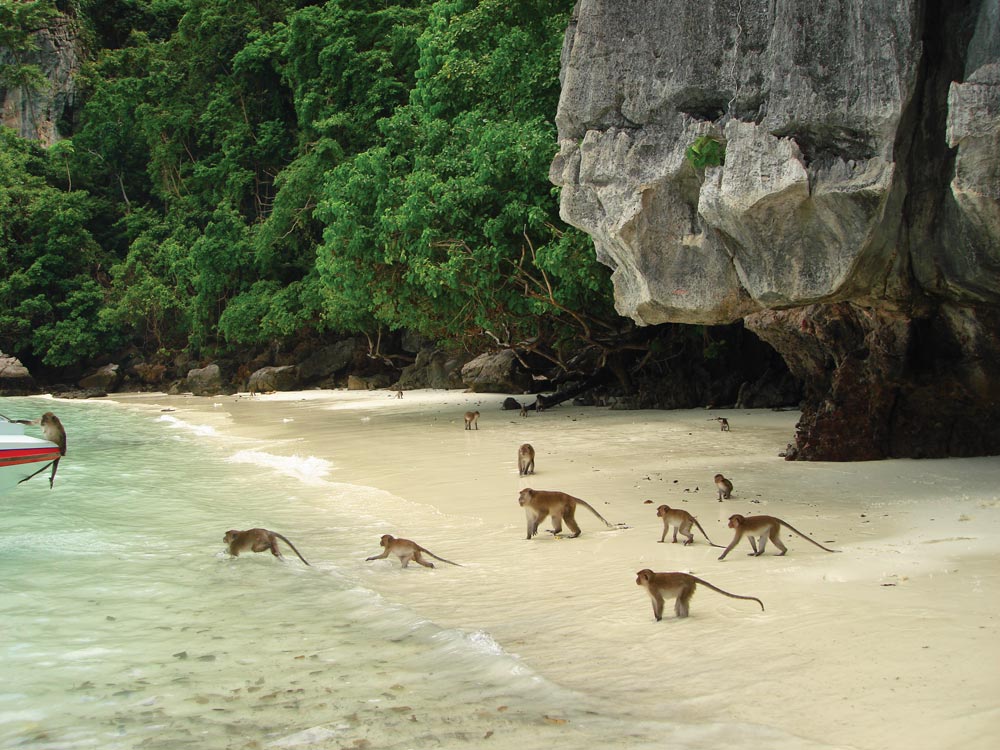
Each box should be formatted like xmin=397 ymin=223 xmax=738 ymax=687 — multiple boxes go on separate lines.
xmin=395 ymin=347 xmax=469 ymax=390
xmin=186 ymin=364 xmax=226 ymax=396
xmin=461 ymin=350 xmax=533 ymax=393
xmin=0 ymin=11 xmax=82 ymax=145
xmin=0 ymin=351 xmax=38 ymax=395
xmin=248 ymin=366 xmax=299 ymax=393
xmin=551 ymin=0 xmax=1000 ymax=459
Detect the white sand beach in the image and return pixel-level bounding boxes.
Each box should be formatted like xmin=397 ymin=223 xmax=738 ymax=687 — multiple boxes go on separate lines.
xmin=113 ymin=388 xmax=1000 ymax=750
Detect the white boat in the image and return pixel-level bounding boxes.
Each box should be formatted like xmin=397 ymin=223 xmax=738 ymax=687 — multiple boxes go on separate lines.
xmin=0 ymin=414 xmax=62 ymax=492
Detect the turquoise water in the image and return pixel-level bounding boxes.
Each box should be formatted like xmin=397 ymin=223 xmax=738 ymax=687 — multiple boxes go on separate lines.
xmin=1 ymin=397 xmax=670 ymax=750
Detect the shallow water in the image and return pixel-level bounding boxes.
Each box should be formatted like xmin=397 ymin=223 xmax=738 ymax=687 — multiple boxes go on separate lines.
xmin=0 ymin=397 xmax=831 ymax=750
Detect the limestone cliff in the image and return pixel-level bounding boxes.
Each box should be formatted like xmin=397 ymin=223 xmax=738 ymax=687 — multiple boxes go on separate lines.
xmin=0 ymin=11 xmax=82 ymax=145
xmin=551 ymin=0 xmax=1000 ymax=460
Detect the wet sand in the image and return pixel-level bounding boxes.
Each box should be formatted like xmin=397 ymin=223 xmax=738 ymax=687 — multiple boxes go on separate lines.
xmin=113 ymin=388 xmax=1000 ymax=750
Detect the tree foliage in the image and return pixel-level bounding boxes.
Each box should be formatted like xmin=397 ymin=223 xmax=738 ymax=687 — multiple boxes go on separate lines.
xmin=1 ymin=0 xmax=619 ymax=373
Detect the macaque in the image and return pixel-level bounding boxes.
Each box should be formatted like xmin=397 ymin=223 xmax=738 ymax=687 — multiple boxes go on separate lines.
xmin=656 ymin=505 xmax=718 ymax=546
xmin=15 ymin=411 xmax=66 ymax=488
xmin=717 ymin=417 xmax=730 ymax=431
xmin=714 ymin=473 xmax=733 ymax=501
xmin=464 ymin=410 xmax=480 ymax=430
xmin=366 ymin=534 xmax=461 ymax=568
xmin=395 ymin=390 xmax=403 ymax=399
xmin=518 ymin=443 xmax=535 ymax=476
xmin=717 ymin=514 xmax=840 ymax=560
xmin=223 ymin=528 xmax=311 ymax=565
xmin=519 ymin=404 xmax=528 ymax=418
xmin=517 ymin=488 xmax=613 ymax=539
xmin=635 ymin=569 xmax=764 ymax=620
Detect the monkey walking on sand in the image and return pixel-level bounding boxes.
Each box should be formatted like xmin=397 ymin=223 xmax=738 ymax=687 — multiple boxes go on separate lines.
xmin=518 ymin=488 xmax=614 ymax=539
xmin=655 ymin=505 xmax=721 ymax=547
xmin=717 ymin=514 xmax=840 ymax=560
xmin=223 ymin=528 xmax=311 ymax=565
xmin=464 ymin=410 xmax=480 ymax=430
xmin=14 ymin=412 xmax=66 ymax=488
xmin=714 ymin=473 xmax=733 ymax=501
xmin=635 ymin=569 xmax=764 ymax=620
xmin=366 ymin=534 xmax=461 ymax=568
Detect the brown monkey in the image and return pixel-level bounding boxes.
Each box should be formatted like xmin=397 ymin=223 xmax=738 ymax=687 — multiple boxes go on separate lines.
xmin=717 ymin=417 xmax=730 ymax=431
xmin=656 ymin=505 xmax=719 ymax=546
xmin=366 ymin=534 xmax=461 ymax=568
xmin=223 ymin=528 xmax=311 ymax=565
xmin=519 ymin=404 xmax=528 ymax=418
xmin=518 ymin=443 xmax=535 ymax=476
xmin=395 ymin=390 xmax=403 ymax=399
xmin=714 ymin=473 xmax=733 ymax=501
xmin=717 ymin=514 xmax=840 ymax=560
xmin=464 ymin=410 xmax=480 ymax=430
xmin=635 ymin=569 xmax=764 ymax=620
xmin=15 ymin=412 xmax=66 ymax=488
xmin=518 ymin=488 xmax=613 ymax=539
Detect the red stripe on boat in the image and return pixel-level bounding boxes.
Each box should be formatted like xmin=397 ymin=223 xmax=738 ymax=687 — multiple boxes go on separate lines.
xmin=0 ymin=448 xmax=61 ymax=467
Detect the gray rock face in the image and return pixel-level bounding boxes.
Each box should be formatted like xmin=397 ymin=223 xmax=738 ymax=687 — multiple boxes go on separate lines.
xmin=461 ymin=350 xmax=533 ymax=393
xmin=79 ymin=364 xmax=121 ymax=392
xmin=186 ymin=364 xmax=224 ymax=396
xmin=248 ymin=365 xmax=299 ymax=393
xmin=0 ymin=351 xmax=38 ymax=395
xmin=0 ymin=13 xmax=82 ymax=145
xmin=552 ymin=0 xmax=1000 ymax=459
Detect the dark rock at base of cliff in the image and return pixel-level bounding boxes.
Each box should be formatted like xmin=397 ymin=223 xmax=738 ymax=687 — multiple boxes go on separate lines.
xmin=747 ymin=302 xmax=1000 ymax=461
xmin=396 ymin=347 xmax=470 ymax=390
xmin=461 ymin=350 xmax=533 ymax=393
xmin=248 ymin=366 xmax=300 ymax=393
xmin=0 ymin=352 xmax=39 ymax=396
xmin=186 ymin=364 xmax=229 ymax=396
xmin=78 ymin=363 xmax=122 ymax=392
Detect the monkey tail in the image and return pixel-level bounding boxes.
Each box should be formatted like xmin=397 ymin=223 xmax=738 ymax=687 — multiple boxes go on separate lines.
xmin=690 ymin=576 xmax=765 ymax=611
xmin=273 ymin=533 xmax=311 ymax=566
xmin=691 ymin=519 xmax=722 ymax=547
xmin=423 ymin=548 xmax=462 ymax=566
xmin=778 ymin=521 xmax=840 ymax=553
xmin=576 ymin=498 xmax=614 ymax=528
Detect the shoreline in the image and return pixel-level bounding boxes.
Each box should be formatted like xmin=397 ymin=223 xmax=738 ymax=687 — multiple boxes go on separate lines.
xmin=106 ymin=388 xmax=1000 ymax=750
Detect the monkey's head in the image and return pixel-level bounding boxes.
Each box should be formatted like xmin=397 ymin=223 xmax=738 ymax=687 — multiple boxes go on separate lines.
xmin=223 ymin=530 xmax=240 ymax=543
xmin=636 ymin=569 xmax=654 ymax=586
xmin=655 ymin=505 xmax=670 ymax=517
xmin=728 ymin=514 xmax=745 ymax=529
xmin=41 ymin=412 xmax=59 ymax=425
xmin=714 ymin=474 xmax=727 ymax=482
xmin=379 ymin=534 xmax=395 ymax=548
xmin=517 ymin=488 xmax=534 ymax=506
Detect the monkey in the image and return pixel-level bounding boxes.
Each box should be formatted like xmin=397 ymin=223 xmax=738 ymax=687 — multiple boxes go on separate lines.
xmin=635 ymin=569 xmax=764 ymax=620
xmin=518 ymin=443 xmax=535 ymax=476
xmin=223 ymin=528 xmax=311 ymax=565
xmin=714 ymin=473 xmax=733 ymax=501
xmin=717 ymin=514 xmax=841 ymax=560
xmin=15 ymin=411 xmax=66 ymax=488
xmin=717 ymin=417 xmax=730 ymax=431
xmin=464 ymin=410 xmax=480 ymax=430
xmin=366 ymin=534 xmax=461 ymax=568
xmin=656 ymin=505 xmax=720 ymax=546
xmin=519 ymin=404 xmax=528 ymax=418
xmin=395 ymin=390 xmax=403 ymax=399
xmin=518 ymin=488 xmax=613 ymax=540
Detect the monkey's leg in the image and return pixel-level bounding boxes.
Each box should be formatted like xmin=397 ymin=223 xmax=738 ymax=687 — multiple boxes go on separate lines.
xmin=563 ymin=511 xmax=581 ymax=538
xmin=651 ymin=593 xmax=664 ymax=622
xmin=400 ymin=554 xmax=412 ymax=568
xmin=413 ymin=551 xmax=434 ymax=568
xmin=755 ymin=534 xmax=768 ymax=556
xmin=547 ymin=512 xmax=564 ymax=536
xmin=680 ymin=523 xmax=694 ymax=546
xmin=770 ymin=530 xmax=787 ymax=555
xmin=747 ymin=536 xmax=759 ymax=556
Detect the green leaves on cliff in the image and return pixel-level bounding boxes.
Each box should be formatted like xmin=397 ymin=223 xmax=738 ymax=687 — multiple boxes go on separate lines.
xmin=2 ymin=0 xmax=616 ymax=369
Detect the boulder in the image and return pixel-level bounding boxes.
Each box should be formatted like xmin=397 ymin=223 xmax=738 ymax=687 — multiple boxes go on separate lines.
xmin=461 ymin=350 xmax=532 ymax=393
xmin=297 ymin=339 xmax=361 ymax=383
xmin=0 ymin=352 xmax=38 ymax=395
xmin=248 ymin=366 xmax=300 ymax=393
xmin=186 ymin=364 xmax=225 ymax=396
xmin=79 ymin=363 xmax=121 ymax=392
xmin=396 ymin=347 xmax=469 ymax=390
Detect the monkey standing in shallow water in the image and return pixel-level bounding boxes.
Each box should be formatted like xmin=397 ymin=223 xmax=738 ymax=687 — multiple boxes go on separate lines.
xmin=366 ymin=534 xmax=461 ymax=568
xmin=518 ymin=488 xmax=613 ymax=539
xmin=223 ymin=528 xmax=311 ymax=565
xmin=464 ymin=410 xmax=480 ymax=430
xmin=717 ymin=514 xmax=840 ymax=560
xmin=518 ymin=443 xmax=535 ymax=476
xmin=635 ymin=569 xmax=764 ymax=620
